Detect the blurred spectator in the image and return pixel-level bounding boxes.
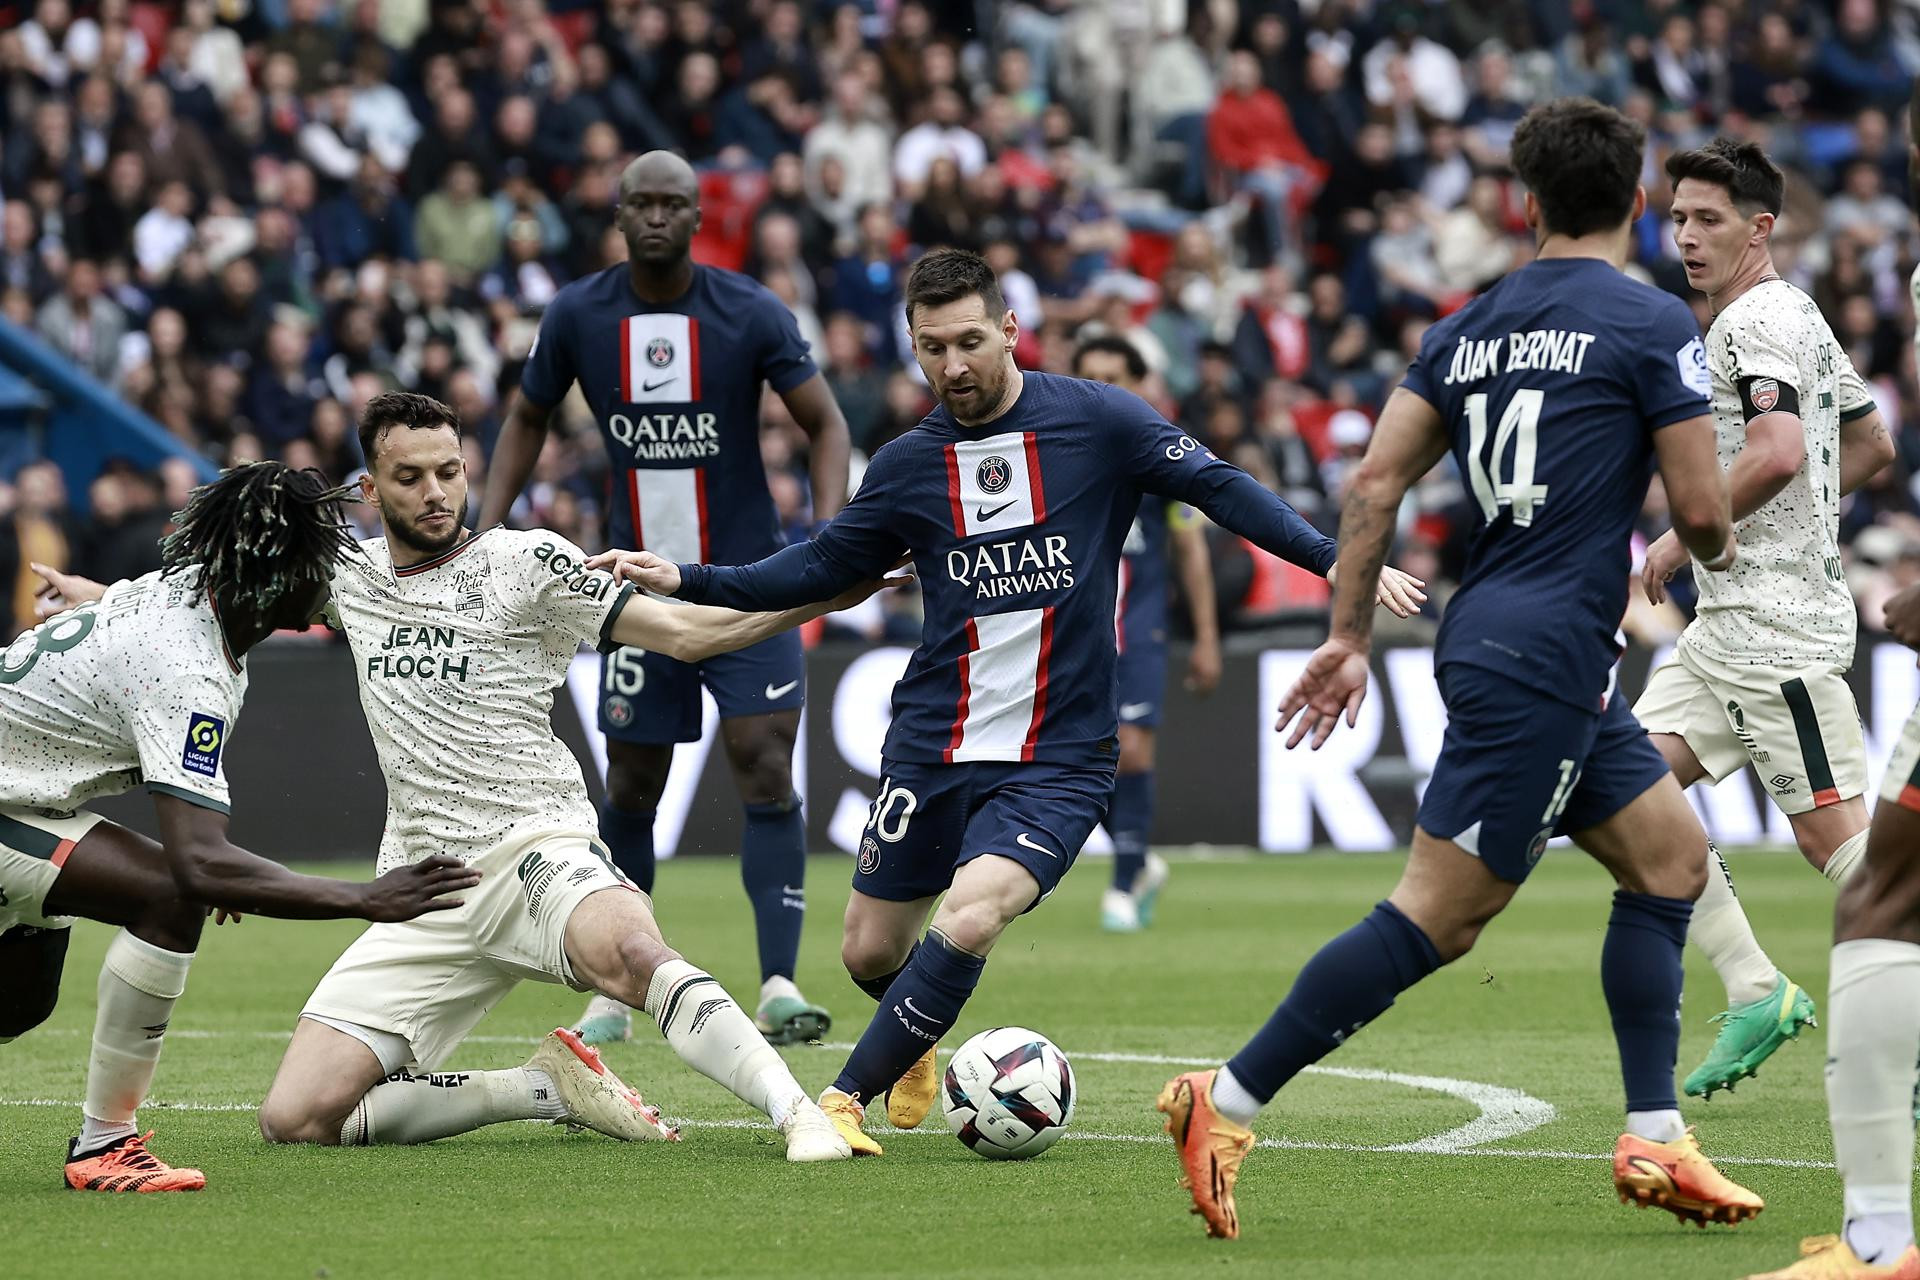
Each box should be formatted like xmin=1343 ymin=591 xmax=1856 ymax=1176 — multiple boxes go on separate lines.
xmin=893 ymin=85 xmax=986 ymax=198
xmin=806 ymin=71 xmax=896 ymax=212
xmin=829 ymin=202 xmax=908 ymax=364
xmin=246 ymin=322 xmax=323 ymax=448
xmin=36 ymin=257 xmax=126 ymax=388
xmin=415 ymin=161 xmax=501 ymax=287
xmin=1207 ymin=50 xmax=1322 ymax=269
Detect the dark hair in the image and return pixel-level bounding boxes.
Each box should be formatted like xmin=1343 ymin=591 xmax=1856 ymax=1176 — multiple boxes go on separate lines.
xmin=1071 ymin=333 xmax=1147 ymax=381
xmin=160 ymin=462 xmax=359 ymax=614
xmin=1664 ymin=136 xmax=1785 ymax=216
xmin=903 ymin=247 xmax=1006 ymax=327
xmin=1508 ymin=98 xmax=1646 ymax=238
xmin=358 ymin=390 xmax=463 ymax=466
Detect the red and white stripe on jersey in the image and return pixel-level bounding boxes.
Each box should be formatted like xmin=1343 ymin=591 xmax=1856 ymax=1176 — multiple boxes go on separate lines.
xmin=945 ymin=606 xmax=1056 ymax=763
xmin=617 ymin=313 xmax=702 ymax=404
xmin=944 ymin=431 xmax=1047 ymax=537
xmin=626 ymin=469 xmax=711 ymax=566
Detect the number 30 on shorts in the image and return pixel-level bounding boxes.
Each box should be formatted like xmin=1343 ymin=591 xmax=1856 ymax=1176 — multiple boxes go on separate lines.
xmin=867 ymin=776 xmax=917 ymax=843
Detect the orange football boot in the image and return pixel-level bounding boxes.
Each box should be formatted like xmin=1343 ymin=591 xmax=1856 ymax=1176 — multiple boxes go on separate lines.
xmin=1742 ymin=1234 xmax=1920 ymax=1279
xmin=65 ymin=1132 xmax=206 ymax=1193
xmin=1614 ymin=1128 xmax=1763 ymax=1227
xmin=1157 ymin=1070 xmax=1256 ymax=1240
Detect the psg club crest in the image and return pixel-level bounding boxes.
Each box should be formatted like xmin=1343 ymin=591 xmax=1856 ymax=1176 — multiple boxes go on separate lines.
xmin=1750 ymin=378 xmax=1779 ymax=412
xmin=646 ymin=336 xmax=674 ymax=368
xmin=605 ymin=695 xmax=635 ymax=728
xmin=859 ymin=836 xmax=882 ymax=875
xmin=976 ymin=456 xmax=1012 ymax=495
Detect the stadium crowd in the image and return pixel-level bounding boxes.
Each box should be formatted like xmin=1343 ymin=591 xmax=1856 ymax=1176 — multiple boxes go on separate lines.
xmin=1 ymin=0 xmax=1918 ymax=646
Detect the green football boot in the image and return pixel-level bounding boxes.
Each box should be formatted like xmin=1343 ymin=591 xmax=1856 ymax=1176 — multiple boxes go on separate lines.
xmin=756 ymin=993 xmax=831 ymax=1046
xmin=1682 ymin=974 xmax=1817 ymax=1099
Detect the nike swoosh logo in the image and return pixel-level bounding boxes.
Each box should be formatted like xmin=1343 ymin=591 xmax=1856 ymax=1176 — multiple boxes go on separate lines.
xmin=764 ymin=680 xmax=800 ymax=699
xmin=1015 ymin=831 xmax=1057 ymax=859
xmin=976 ymin=500 xmax=1016 ymax=521
xmin=641 ymin=376 xmax=677 ymax=392
xmin=1119 ymin=702 xmax=1154 ymax=720
xmin=902 ymin=996 xmax=932 ymax=1019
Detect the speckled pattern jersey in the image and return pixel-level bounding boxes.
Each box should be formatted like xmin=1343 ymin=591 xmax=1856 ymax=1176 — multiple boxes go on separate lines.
xmin=0 ymin=569 xmax=243 ymax=815
xmin=1689 ymin=278 xmax=1875 ymax=667
xmin=325 ymin=528 xmax=632 ymax=874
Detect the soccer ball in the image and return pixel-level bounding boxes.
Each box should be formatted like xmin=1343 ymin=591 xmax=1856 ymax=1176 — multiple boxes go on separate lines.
xmin=941 ymin=1026 xmax=1076 ymax=1160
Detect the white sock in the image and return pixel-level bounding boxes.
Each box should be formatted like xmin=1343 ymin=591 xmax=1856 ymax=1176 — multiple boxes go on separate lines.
xmin=1823 ymin=829 xmax=1870 ymax=886
xmin=1828 ymin=939 xmax=1920 ymax=1262
xmin=1690 ymin=840 xmax=1779 ymax=1006
xmin=339 ymin=1067 xmax=566 ymax=1145
xmin=760 ymin=974 xmax=802 ymax=1007
xmin=1210 ymin=1064 xmax=1264 ymax=1128
xmin=79 ymin=930 xmax=193 ymax=1155
xmin=1626 ymin=1108 xmax=1687 ymax=1143
xmin=645 ymin=958 xmax=805 ymax=1123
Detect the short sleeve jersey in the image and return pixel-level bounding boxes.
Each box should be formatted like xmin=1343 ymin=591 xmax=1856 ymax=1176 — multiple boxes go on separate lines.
xmin=0 ymin=570 xmax=246 ymax=815
xmin=1687 ymin=279 xmax=1875 ymax=667
xmin=520 ymin=263 xmax=818 ymax=564
xmin=1401 ymin=257 xmax=1711 ymax=711
xmin=326 ymin=529 xmax=633 ymax=872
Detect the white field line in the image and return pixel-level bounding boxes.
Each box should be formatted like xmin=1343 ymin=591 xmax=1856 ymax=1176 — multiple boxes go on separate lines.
xmin=10 ymin=1029 xmax=1839 ymax=1169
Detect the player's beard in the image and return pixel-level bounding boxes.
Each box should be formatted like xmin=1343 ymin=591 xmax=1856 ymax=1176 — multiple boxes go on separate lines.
xmin=389 ymin=497 xmax=469 ymax=556
xmin=942 ymin=358 xmax=1013 ymax=425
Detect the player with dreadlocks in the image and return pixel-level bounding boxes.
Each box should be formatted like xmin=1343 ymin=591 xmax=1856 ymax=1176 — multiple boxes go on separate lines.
xmin=2 ymin=460 xmax=481 ymax=1194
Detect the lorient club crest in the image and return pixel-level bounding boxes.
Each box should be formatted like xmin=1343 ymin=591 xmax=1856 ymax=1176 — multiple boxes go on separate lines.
xmin=976 ymin=455 xmax=1012 ymax=495
xmin=1750 ymin=378 xmax=1779 ymax=412
xmin=646 ymin=336 xmax=674 ymax=368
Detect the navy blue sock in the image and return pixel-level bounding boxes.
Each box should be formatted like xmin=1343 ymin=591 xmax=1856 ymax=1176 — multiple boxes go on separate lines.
xmin=1225 ymin=900 xmax=1442 ymax=1102
xmin=1602 ymin=889 xmax=1692 ymax=1113
xmin=833 ymin=931 xmax=984 ymax=1100
xmin=853 ymin=942 xmax=918 ymax=1003
xmin=741 ymin=795 xmax=807 ymax=983
xmin=1107 ymin=770 xmax=1154 ymax=892
xmin=598 ymin=802 xmax=656 ymax=894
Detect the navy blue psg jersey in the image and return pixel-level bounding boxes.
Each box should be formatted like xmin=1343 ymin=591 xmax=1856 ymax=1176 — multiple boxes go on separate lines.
xmin=675 ymin=371 xmax=1335 ymax=767
xmin=520 ymin=263 xmax=818 ymax=564
xmin=1401 ymin=257 xmax=1711 ymax=710
xmin=1117 ymin=498 xmax=1173 ymax=651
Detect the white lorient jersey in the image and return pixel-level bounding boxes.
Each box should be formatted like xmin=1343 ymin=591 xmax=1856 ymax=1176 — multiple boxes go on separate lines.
xmin=1686 ymin=278 xmax=1874 ymax=668
xmin=0 ymin=570 xmax=245 ymax=816
xmin=327 ymin=528 xmax=632 ymax=874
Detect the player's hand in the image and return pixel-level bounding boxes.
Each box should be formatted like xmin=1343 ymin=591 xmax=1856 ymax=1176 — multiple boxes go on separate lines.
xmin=1184 ymin=637 xmax=1222 ymax=695
xmin=1326 ymin=562 xmax=1428 ymax=619
xmin=1640 ymin=530 xmax=1688 ymax=605
xmin=1886 ymin=583 xmax=1920 ymax=650
xmin=206 ymin=906 xmax=243 ymax=926
xmin=1374 ymin=564 xmax=1427 ymax=618
xmin=359 ymin=855 xmax=482 ymax=922
xmin=584 ymin=549 xmax=682 ymax=596
xmin=1274 ymin=636 xmax=1371 ymax=750
xmin=826 ymin=567 xmax=916 ymax=612
xmin=30 ymin=562 xmax=107 ymax=619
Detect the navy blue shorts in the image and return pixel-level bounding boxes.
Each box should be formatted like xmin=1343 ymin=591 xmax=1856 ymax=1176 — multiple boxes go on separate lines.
xmin=1416 ymin=664 xmax=1671 ymax=883
xmin=1115 ymin=643 xmax=1169 ymax=730
xmin=854 ymin=759 xmax=1115 ymax=908
xmin=599 ymin=631 xmax=805 ymax=742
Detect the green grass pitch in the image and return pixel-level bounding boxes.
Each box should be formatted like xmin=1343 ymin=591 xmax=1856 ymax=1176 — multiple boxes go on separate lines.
xmin=0 ymin=849 xmax=1863 ymax=1278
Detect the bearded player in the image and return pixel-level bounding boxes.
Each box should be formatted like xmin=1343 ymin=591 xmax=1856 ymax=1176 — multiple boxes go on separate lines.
xmin=585 ymin=247 xmax=1425 ymax=1155
xmin=480 ymin=150 xmax=852 ymax=1048
xmin=1637 ymin=137 xmax=1893 ymax=1100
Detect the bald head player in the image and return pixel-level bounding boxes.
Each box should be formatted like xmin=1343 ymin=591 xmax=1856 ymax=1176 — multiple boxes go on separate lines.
xmin=479 ymin=152 xmax=853 ymax=1048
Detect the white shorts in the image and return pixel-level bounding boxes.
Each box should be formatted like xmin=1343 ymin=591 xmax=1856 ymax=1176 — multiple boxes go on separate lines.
xmin=300 ymin=826 xmax=644 ymax=1071
xmin=0 ymin=806 xmax=103 ymax=933
xmin=1881 ymin=701 xmax=1920 ymax=814
xmin=1634 ymin=636 xmax=1865 ymax=816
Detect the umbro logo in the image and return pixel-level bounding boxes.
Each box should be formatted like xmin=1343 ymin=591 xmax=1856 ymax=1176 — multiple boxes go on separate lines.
xmin=641 ymin=376 xmax=677 ymax=393
xmin=976 ymin=500 xmax=1015 ymax=521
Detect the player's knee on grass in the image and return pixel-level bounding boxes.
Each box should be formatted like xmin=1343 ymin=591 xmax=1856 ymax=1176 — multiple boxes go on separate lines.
xmin=603 ymin=742 xmax=673 ymax=812
xmin=0 ymin=925 xmax=68 ymax=1040
xmin=258 ymin=1095 xmax=352 ymax=1145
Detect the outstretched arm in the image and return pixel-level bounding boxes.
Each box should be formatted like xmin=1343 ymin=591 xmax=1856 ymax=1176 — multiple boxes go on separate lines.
xmin=153 ymin=794 xmax=479 ymax=921
xmin=604 ymin=568 xmax=909 ymax=662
